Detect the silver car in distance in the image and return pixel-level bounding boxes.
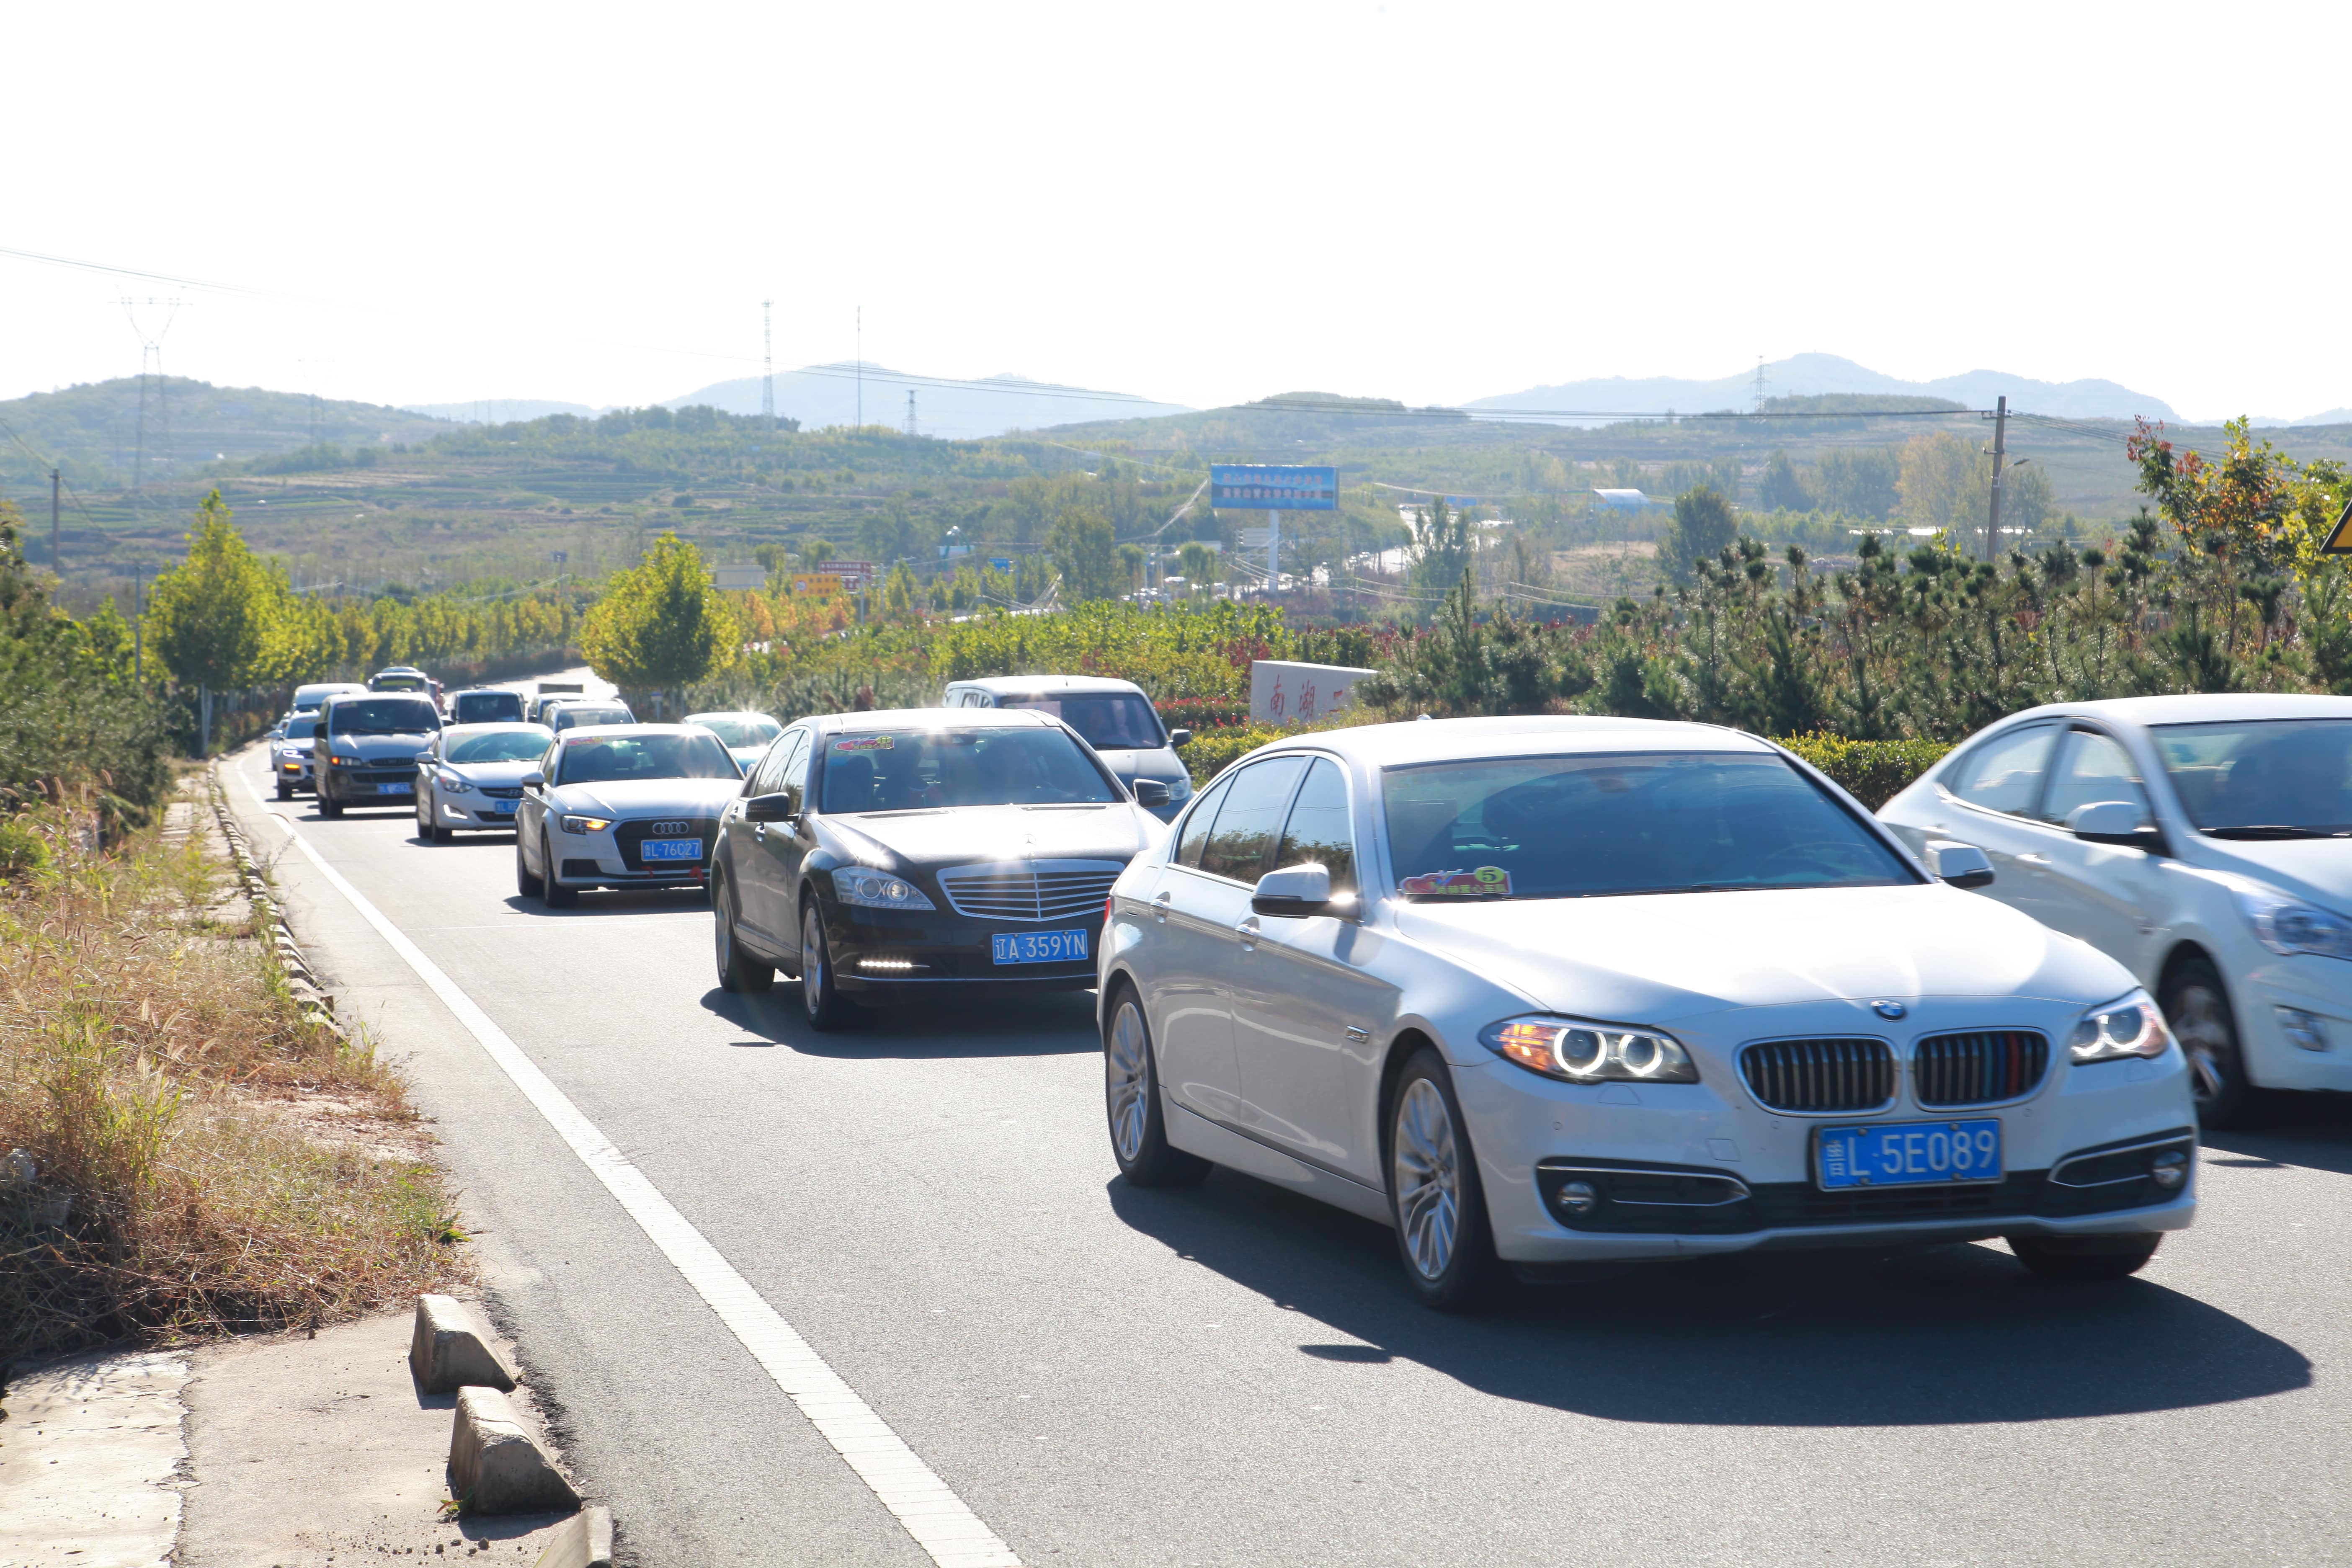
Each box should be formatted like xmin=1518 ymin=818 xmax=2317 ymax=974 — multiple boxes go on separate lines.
xmin=1098 ymin=717 xmax=2197 ymax=1310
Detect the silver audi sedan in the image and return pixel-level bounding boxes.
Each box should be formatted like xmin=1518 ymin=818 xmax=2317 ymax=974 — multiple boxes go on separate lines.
xmin=1099 ymin=717 xmax=2194 ymax=1310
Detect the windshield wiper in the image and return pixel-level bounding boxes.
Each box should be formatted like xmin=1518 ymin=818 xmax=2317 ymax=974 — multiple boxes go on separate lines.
xmin=2201 ymin=825 xmax=2352 ymax=840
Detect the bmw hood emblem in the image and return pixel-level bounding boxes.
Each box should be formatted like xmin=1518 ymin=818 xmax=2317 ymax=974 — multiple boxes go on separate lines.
xmin=1872 ymin=1000 xmax=1907 ymax=1020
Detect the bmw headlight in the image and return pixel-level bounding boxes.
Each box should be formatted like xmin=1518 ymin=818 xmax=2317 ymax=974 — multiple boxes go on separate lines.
xmin=2235 ymin=885 xmax=2352 ymax=961
xmin=830 ymin=867 xmax=937 ymax=911
xmin=561 ymin=813 xmax=613 ymax=834
xmin=1480 ymin=1015 xmax=1699 ymax=1084
xmin=2070 ymin=990 xmax=2170 ymax=1064
xmin=436 ymin=770 xmax=474 ymax=793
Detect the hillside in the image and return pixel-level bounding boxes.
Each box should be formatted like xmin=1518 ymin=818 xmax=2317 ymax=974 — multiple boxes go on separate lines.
xmin=0 ymin=377 xmax=451 ymax=490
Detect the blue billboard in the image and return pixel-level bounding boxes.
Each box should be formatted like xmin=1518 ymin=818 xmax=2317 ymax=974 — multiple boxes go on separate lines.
xmin=1210 ymin=464 xmax=1337 ymax=512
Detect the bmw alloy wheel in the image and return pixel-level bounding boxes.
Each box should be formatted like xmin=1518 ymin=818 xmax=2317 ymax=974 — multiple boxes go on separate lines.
xmin=1393 ymin=1078 xmax=1461 ymax=1281
xmin=1106 ymin=1000 xmax=1151 ymax=1163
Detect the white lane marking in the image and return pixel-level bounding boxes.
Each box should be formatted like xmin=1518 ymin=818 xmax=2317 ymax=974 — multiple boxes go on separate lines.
xmin=234 ymin=767 xmax=1022 ymax=1568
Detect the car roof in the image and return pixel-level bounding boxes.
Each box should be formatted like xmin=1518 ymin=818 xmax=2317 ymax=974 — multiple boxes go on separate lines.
xmin=441 ymin=721 xmax=552 ymax=736
xmin=451 ymin=686 xmax=524 ymax=697
xmin=1240 ymin=714 xmax=1781 ymax=769
xmin=948 ymin=675 xmax=1148 ymax=697
xmin=2010 ymin=694 xmax=2352 ymax=728
xmin=810 ymin=706 xmax=1064 ymax=734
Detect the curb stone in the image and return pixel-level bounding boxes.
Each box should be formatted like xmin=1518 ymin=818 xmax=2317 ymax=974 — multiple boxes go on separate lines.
xmin=450 ymin=1387 xmax=581 ymax=1515
xmin=204 ymin=763 xmax=345 ymax=1038
xmin=410 ymin=1295 xmax=519 ymax=1394
xmin=532 ymin=1506 xmax=614 ymax=1568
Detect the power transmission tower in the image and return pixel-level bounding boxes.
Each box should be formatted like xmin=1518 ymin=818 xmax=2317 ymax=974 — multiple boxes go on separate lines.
xmin=904 ymin=389 xmax=918 ymax=439
xmin=1752 ymin=356 xmax=1768 ymax=415
xmin=761 ymin=300 xmax=775 ymax=429
xmin=121 ymin=297 xmax=181 ymax=495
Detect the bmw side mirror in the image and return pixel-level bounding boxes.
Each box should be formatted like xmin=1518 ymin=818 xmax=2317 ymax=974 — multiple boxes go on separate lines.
xmin=2067 ymin=800 xmax=2162 ymax=850
xmin=1132 ymin=779 xmax=1171 ymax=808
xmin=1923 ymin=840 xmax=1995 ymax=890
xmin=1168 ymin=728 xmax=1193 ymax=748
xmin=1253 ymin=862 xmax=1334 ymax=917
xmin=521 ymin=772 xmax=545 ymax=790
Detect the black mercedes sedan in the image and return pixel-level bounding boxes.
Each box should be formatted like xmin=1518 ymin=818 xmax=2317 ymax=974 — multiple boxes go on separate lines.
xmin=709 ymin=707 xmax=1171 ymax=1029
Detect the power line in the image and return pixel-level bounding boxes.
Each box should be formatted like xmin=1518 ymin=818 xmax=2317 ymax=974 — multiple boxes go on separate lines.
xmin=0 ymin=243 xmax=284 ymax=298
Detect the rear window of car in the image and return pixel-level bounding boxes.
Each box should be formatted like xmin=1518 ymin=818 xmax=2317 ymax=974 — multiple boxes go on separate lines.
xmin=556 ymin=733 xmax=738 ymax=784
xmin=820 ymin=728 xmax=1119 ymax=813
xmin=1383 ymin=750 xmax=1914 ymax=900
xmin=691 ymin=715 xmax=783 ymax=749
xmin=552 ymin=706 xmax=634 ymax=730
xmin=995 ymin=693 xmax=1164 ymax=751
xmin=326 ymin=698 xmax=440 ymax=735
xmin=453 ymin=691 xmax=526 ymax=723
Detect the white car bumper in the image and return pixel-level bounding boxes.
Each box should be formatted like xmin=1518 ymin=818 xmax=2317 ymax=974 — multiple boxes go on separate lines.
xmin=2231 ymin=951 xmax=2352 ymax=1092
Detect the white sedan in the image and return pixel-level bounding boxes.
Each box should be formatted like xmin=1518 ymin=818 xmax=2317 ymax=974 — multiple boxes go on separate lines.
xmin=513 ymin=725 xmax=744 ymax=908
xmin=1099 ymin=717 xmax=2196 ymax=1309
xmin=1879 ymin=694 xmax=2352 ymax=1124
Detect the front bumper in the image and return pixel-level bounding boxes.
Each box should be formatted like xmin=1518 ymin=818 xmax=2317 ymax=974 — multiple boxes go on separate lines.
xmin=438 ymin=795 xmax=521 ymax=830
xmin=825 ymin=903 xmax=1102 ymax=992
xmin=1458 ymin=1048 xmax=2199 ymax=1265
xmin=2230 ymin=952 xmax=2352 ymax=1092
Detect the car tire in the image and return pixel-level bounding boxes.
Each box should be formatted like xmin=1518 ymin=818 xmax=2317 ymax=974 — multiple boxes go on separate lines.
xmin=799 ymin=900 xmax=856 ymax=1031
xmin=275 ymin=782 xmax=294 ymax=802
xmin=515 ymin=832 xmax=543 ymax=897
xmin=2162 ymin=956 xmax=2261 ymax=1127
xmin=540 ymin=833 xmax=578 ymax=908
xmin=2007 ymin=1232 xmax=2162 ymax=1282
xmin=1386 ymin=1048 xmax=1503 ymax=1313
xmin=318 ymin=789 xmax=343 ymax=819
xmin=713 ymin=871 xmax=774 ymax=994
xmin=1103 ymin=985 xmax=1210 ymax=1188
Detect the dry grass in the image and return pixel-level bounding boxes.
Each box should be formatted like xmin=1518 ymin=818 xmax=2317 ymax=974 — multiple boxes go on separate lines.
xmin=1 ymin=784 xmax=461 ymax=1361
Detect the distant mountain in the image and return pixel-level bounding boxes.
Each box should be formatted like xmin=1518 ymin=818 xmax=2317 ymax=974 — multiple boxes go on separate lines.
xmin=663 ymin=364 xmax=1191 ymax=440
xmin=0 ymin=377 xmax=449 ymax=488
xmin=1467 ymin=352 xmax=2179 ymax=424
xmin=402 ymin=399 xmax=601 ymax=424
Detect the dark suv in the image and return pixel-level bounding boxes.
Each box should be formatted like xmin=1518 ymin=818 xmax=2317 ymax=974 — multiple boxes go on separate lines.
xmin=315 ymin=694 xmax=443 ymax=818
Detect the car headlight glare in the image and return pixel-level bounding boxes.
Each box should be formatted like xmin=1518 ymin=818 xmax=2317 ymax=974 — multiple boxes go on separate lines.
xmin=561 ymin=814 xmax=612 ymax=834
xmin=830 ymin=867 xmax=937 ymax=911
xmin=1480 ymin=1016 xmax=1698 ymax=1084
xmin=436 ymin=770 xmax=473 ymax=793
xmin=2069 ymin=991 xmax=2169 ymax=1064
xmin=2235 ymin=886 xmax=2352 ymax=961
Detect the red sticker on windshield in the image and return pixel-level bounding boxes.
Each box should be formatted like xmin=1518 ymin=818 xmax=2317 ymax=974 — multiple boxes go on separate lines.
xmin=834 ymin=736 xmax=894 ymax=751
xmin=1400 ymin=866 xmax=1512 ymax=897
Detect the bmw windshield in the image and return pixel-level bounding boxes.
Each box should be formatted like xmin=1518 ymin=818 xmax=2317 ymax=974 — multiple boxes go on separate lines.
xmin=2154 ymin=719 xmax=2352 ymax=838
xmin=820 ymin=729 xmax=1119 ymax=813
xmin=1383 ymin=751 xmax=1914 ymax=899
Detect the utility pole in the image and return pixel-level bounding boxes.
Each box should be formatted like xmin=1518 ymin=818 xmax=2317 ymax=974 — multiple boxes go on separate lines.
xmin=905 ymin=389 xmax=917 ymax=439
xmin=51 ymin=468 xmax=61 ymax=578
xmin=132 ymin=564 xmax=143 ymax=680
xmin=855 ymin=305 xmax=862 ymax=429
xmin=1986 ymin=395 xmax=2009 ymax=563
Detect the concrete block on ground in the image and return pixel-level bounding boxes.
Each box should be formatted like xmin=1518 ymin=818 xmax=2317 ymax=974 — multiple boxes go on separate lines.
xmin=533 ymin=1505 xmax=613 ymax=1568
xmin=409 ymin=1293 xmax=518 ymax=1393
xmin=450 ymin=1387 xmax=579 ymax=1515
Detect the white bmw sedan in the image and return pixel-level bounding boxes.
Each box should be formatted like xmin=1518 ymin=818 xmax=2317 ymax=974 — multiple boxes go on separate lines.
xmin=1878 ymin=694 xmax=2352 ymax=1124
xmin=1099 ymin=717 xmax=2196 ymax=1310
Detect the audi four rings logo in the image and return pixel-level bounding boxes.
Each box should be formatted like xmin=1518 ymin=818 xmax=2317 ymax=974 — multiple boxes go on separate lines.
xmin=650 ymin=820 xmax=691 ymax=836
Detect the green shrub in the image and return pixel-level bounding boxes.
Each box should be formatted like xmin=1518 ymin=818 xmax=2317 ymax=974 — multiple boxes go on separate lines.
xmin=1776 ymin=732 xmax=1952 ymax=808
xmin=0 ymin=817 xmax=50 ymax=882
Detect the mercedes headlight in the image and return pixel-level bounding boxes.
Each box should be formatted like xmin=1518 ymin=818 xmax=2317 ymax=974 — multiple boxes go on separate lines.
xmin=2070 ymin=991 xmax=2170 ymax=1064
xmin=436 ymin=770 xmax=474 ymax=793
xmin=2236 ymin=886 xmax=2352 ymax=961
xmin=1480 ymin=1015 xmax=1698 ymax=1084
xmin=830 ymin=867 xmax=936 ymax=911
xmin=561 ymin=813 xmax=612 ymax=834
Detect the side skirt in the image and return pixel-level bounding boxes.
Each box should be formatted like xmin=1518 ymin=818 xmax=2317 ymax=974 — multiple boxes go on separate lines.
xmin=1164 ymin=1102 xmax=1393 ymax=1227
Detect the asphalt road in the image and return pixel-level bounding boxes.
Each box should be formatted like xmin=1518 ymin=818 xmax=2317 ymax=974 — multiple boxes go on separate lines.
xmin=227 ymin=737 xmax=2352 ymax=1568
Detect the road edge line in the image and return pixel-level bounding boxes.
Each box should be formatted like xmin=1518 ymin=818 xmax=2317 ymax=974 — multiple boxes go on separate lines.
xmin=230 ymin=762 xmax=1023 ymax=1568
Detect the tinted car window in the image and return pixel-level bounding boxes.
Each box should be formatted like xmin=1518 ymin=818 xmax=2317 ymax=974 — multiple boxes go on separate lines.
xmin=818 ymin=728 xmax=1118 ymax=813
xmin=453 ymin=691 xmax=526 ymax=724
xmin=1947 ymin=723 xmax=2056 ymax=816
xmin=1199 ymin=757 xmax=1309 ymax=883
xmin=1275 ymin=757 xmax=1357 ymax=897
xmin=2039 ymin=729 xmax=2152 ymax=828
xmin=1175 ymin=774 xmax=1234 ymax=869
xmin=327 ymin=698 xmax=440 ymax=735
xmin=446 ymin=729 xmax=556 ymax=765
xmin=779 ymin=732 xmax=814 ymax=813
xmin=552 ymin=705 xmax=634 ymax=731
xmin=2153 ymin=719 xmax=2352 ymax=834
xmin=692 ymin=715 xmax=783 ymax=749
xmin=995 ymin=693 xmax=1164 ymax=750
xmin=1384 ymin=751 xmax=1912 ymax=899
xmin=556 ymin=733 xmax=738 ymax=784
xmin=281 ymin=716 xmax=317 ymax=740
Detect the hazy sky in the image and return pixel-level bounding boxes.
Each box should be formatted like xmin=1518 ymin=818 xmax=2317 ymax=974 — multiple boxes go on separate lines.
xmin=6 ymin=2 xmax=2342 ymax=422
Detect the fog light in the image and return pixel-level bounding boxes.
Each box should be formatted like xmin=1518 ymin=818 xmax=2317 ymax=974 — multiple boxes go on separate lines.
xmin=2150 ymin=1150 xmax=2188 ymax=1190
xmin=1558 ymin=1180 xmax=1599 ymax=1215
xmin=2275 ymin=1006 xmax=2329 ymax=1052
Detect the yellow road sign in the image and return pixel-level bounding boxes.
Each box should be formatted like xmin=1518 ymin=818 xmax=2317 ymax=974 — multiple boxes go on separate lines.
xmin=2324 ymin=496 xmax=2352 ymax=554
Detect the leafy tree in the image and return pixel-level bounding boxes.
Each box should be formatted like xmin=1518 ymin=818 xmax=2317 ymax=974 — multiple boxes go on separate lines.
xmin=1756 ymin=451 xmax=1814 ymax=513
xmin=1663 ymin=485 xmax=1737 ymax=584
xmin=1407 ymin=497 xmax=1474 ymax=608
xmin=144 ymin=491 xmax=276 ymax=755
xmin=1177 ymin=542 xmax=1220 ymax=598
xmin=580 ymin=531 xmax=741 ymax=707
xmin=1815 ymin=448 xmax=1902 ymax=519
xmin=1047 ymin=505 xmax=1123 ymax=602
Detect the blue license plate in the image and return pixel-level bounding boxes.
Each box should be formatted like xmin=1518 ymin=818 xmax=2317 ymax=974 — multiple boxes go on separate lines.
xmin=992 ymin=929 xmax=1088 ymax=965
xmin=640 ymin=838 xmax=703 ymax=861
xmin=1816 ymin=1118 xmax=2002 ymax=1190
xmin=376 ymin=782 xmax=412 ymax=795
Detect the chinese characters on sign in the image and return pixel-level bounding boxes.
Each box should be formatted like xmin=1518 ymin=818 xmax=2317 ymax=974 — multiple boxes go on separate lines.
xmin=1249 ymin=660 xmax=1377 ymax=725
xmin=1210 ymin=465 xmax=1338 ymax=511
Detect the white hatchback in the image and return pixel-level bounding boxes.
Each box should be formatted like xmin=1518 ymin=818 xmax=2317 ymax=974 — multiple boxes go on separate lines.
xmin=1879 ymin=694 xmax=2352 ymax=1124
xmin=1099 ymin=717 xmax=2196 ymax=1309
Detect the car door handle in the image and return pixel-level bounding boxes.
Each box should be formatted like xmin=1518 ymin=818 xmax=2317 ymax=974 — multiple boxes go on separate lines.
xmin=753 ymin=823 xmax=766 ymax=841
xmin=1233 ymin=918 xmax=1260 ymax=947
xmin=1152 ymin=890 xmax=1172 ymax=923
